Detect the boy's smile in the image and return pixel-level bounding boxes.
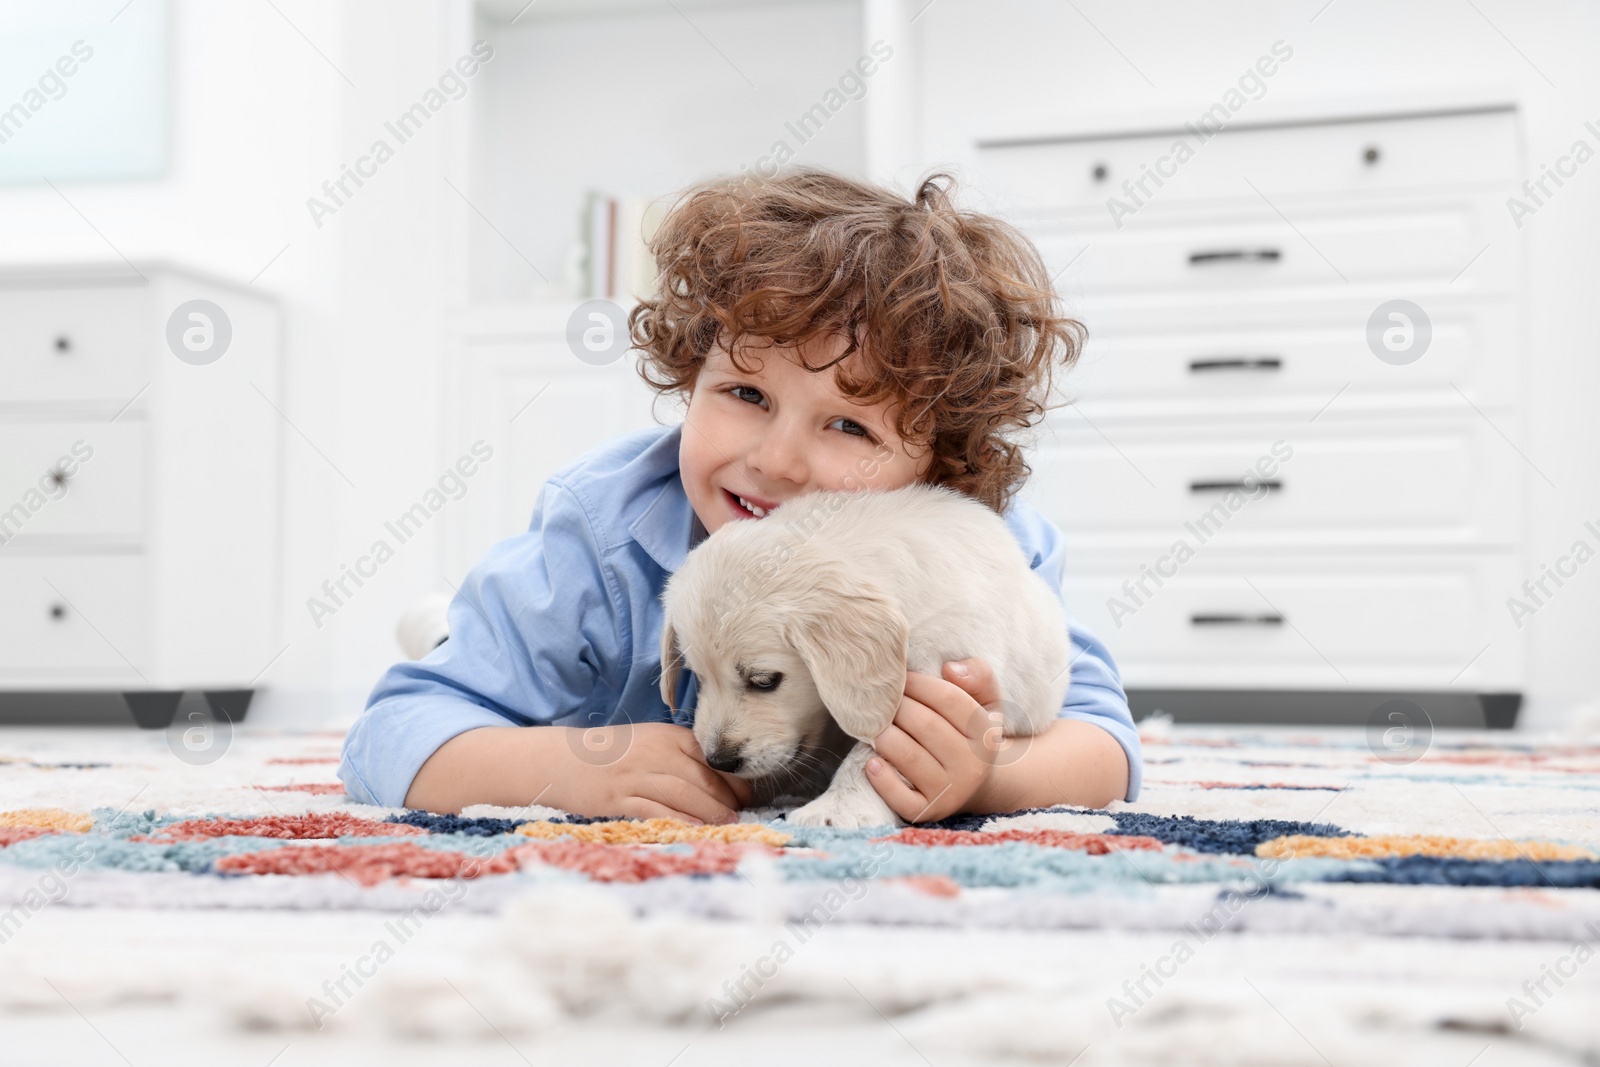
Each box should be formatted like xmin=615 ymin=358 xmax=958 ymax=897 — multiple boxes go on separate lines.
xmin=679 ymin=333 xmax=934 ymax=536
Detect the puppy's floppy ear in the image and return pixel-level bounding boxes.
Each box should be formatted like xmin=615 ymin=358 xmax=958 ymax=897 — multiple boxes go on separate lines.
xmin=785 ymin=564 xmax=908 ymax=742
xmin=659 ymin=616 xmax=681 ymax=713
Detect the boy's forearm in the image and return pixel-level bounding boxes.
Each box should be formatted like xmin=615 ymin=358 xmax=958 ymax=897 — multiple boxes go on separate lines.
xmin=403 ymin=725 xmax=573 ymax=813
xmin=404 ymin=718 xmax=1131 ymax=816
xmin=969 ymin=718 xmax=1130 ymax=814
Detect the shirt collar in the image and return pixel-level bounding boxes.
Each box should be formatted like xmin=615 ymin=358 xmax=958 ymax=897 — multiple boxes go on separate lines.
xmin=627 ymin=423 xmax=703 ymax=574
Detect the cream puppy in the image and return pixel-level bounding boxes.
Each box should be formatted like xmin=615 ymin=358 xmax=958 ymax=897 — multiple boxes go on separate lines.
xmin=659 ymin=483 xmax=1072 ymax=829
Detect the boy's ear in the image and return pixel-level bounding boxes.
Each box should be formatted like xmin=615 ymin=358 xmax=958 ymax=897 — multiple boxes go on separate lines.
xmin=785 ymin=566 xmax=908 ymax=741
xmin=659 ymin=617 xmax=681 ymax=713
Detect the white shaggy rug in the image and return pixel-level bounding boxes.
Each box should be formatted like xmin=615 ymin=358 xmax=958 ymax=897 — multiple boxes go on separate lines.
xmin=0 ymin=719 xmax=1596 ymax=1065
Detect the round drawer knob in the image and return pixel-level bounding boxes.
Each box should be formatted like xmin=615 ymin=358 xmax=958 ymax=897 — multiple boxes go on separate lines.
xmin=1091 ymin=163 xmax=1108 ymax=182
xmin=54 ymin=335 xmax=72 ymax=354
xmin=1363 ymin=145 xmax=1380 ymax=165
xmin=47 ymin=467 xmax=71 ymax=489
xmin=49 ymin=604 xmax=67 ymax=621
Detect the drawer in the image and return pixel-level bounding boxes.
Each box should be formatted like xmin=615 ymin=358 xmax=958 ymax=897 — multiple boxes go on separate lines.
xmin=0 ymin=557 xmax=149 ymax=678
xmin=0 ymin=422 xmax=147 ymax=546
xmin=978 ymin=107 xmax=1518 ymax=211
xmin=1062 ymin=300 xmax=1519 ymax=415
xmin=1025 ymin=417 xmax=1523 ymax=550
xmin=1031 ymin=195 xmax=1510 ymax=298
xmin=0 ymin=285 xmax=150 ymax=408
xmin=1060 ymin=553 xmax=1522 ymax=690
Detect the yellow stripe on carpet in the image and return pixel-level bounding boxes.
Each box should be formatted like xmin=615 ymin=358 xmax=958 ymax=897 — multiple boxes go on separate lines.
xmin=0 ymin=808 xmax=94 ymax=833
xmin=515 ymin=818 xmax=791 ymax=847
xmin=1257 ymin=833 xmax=1596 ymax=862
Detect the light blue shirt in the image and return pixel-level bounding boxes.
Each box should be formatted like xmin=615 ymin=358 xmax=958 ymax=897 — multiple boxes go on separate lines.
xmin=338 ymin=422 xmax=1144 ymax=809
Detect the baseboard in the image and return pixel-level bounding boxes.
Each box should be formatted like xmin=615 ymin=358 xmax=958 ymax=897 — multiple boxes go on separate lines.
xmin=0 ymin=691 xmax=253 ymax=728
xmin=0 ymin=692 xmax=132 ymax=725
xmin=1127 ymin=689 xmax=1522 ymax=730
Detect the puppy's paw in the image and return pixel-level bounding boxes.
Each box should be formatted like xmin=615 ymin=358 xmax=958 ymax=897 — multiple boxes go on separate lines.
xmin=785 ymin=787 xmax=901 ymax=830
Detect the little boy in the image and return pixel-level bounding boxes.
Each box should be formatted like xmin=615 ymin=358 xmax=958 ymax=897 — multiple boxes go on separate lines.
xmin=338 ymin=169 xmax=1143 ymax=823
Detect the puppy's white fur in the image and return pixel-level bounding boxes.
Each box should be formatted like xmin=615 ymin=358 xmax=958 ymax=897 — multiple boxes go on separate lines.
xmin=660 ymin=484 xmax=1071 ymax=829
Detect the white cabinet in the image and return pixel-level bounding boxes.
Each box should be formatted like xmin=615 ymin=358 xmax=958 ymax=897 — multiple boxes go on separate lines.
xmin=0 ymin=264 xmax=284 ymax=727
xmin=981 ymin=105 xmax=1527 ymax=721
xmin=978 ymin=108 xmax=1522 ymax=207
xmin=1059 ymin=553 xmax=1522 ymax=691
xmin=442 ymin=303 xmax=662 ymax=584
xmin=1026 ymin=194 xmax=1511 ymax=296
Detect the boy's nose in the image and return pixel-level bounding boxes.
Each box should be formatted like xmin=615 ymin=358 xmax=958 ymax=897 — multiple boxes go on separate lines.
xmin=706 ymin=742 xmax=744 ymax=774
xmin=749 ymin=422 xmax=809 ymax=486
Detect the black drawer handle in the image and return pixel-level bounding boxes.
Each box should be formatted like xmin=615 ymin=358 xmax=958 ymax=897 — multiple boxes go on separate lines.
xmin=1189 ymin=357 xmax=1282 ymax=373
xmin=54 ymin=335 xmax=72 ymax=354
xmin=1190 ymin=613 xmax=1284 ymax=627
xmin=1188 ymin=249 xmax=1281 ymax=265
xmin=1190 ymin=480 xmax=1282 ymax=493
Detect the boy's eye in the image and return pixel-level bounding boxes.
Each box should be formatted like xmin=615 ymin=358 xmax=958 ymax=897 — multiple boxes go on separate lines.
xmin=727 ymin=385 xmax=876 ymax=443
xmin=746 ymin=671 xmax=783 ymax=692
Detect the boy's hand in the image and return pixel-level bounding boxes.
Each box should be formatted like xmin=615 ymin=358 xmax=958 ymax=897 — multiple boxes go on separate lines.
xmin=864 ymin=659 xmax=1008 ymax=823
xmin=562 ymin=722 xmax=754 ymax=825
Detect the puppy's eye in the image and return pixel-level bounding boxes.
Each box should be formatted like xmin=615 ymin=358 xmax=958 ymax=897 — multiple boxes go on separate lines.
xmin=746 ymin=672 xmax=783 ymax=692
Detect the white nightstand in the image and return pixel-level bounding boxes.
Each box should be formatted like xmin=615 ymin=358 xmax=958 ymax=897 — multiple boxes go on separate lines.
xmin=981 ymin=103 xmax=1527 ymax=726
xmin=0 ymin=263 xmax=284 ymax=728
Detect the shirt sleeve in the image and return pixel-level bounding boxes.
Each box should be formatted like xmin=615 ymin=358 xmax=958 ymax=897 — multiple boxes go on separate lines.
xmin=1004 ymin=500 xmax=1144 ymax=803
xmin=338 ymin=480 xmax=625 ymax=808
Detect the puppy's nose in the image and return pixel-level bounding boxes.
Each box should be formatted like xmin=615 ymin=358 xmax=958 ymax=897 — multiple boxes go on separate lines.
xmin=706 ymin=743 xmax=744 ymax=774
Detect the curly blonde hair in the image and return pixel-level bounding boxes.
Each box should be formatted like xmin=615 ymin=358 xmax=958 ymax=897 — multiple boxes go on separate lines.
xmin=628 ymin=168 xmax=1085 ymax=513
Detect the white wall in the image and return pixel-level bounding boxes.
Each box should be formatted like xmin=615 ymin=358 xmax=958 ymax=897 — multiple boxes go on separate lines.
xmin=0 ymin=0 xmax=476 ymax=727
xmin=471 ymin=0 xmax=867 ymax=299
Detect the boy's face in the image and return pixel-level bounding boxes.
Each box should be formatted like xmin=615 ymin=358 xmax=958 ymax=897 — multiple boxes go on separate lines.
xmin=680 ymin=333 xmax=934 ymax=535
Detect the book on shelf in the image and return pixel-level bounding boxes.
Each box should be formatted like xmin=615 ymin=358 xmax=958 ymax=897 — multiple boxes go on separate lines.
xmin=581 ymin=190 xmax=664 ymax=303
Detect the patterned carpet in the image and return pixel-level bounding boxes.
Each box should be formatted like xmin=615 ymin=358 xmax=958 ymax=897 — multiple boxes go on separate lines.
xmin=1 ymin=719 xmax=1598 ymax=1062
xmin=2 ymin=718 xmax=1598 ymax=939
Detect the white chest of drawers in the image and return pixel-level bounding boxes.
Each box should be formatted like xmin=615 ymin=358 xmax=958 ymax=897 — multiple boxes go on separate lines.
xmin=0 ymin=264 xmax=283 ymax=728
xmin=980 ymin=105 xmax=1527 ymax=726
